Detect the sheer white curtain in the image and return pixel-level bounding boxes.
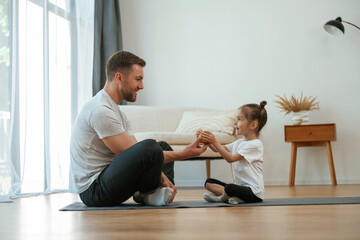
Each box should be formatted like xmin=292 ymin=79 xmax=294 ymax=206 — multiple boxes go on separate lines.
xmin=0 ymin=0 xmax=13 ymax=202
xmin=0 ymin=0 xmax=94 ymax=202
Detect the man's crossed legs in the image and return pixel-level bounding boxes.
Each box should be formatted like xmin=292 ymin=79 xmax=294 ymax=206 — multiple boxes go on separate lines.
xmin=80 ymin=139 xmax=175 ymax=207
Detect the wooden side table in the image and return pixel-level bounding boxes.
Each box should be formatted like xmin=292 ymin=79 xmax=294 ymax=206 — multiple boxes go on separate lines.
xmin=284 ymin=123 xmax=337 ymax=186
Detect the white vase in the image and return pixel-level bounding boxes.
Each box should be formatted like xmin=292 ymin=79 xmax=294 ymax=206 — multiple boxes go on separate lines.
xmin=291 ymin=111 xmax=310 ymax=125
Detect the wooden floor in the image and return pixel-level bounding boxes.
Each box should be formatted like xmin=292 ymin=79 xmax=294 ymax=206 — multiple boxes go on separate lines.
xmin=1 ymin=185 xmax=360 ymax=240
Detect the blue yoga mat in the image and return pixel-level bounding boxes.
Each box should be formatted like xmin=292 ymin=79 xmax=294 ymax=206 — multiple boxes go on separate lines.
xmin=59 ymin=197 xmax=360 ymax=211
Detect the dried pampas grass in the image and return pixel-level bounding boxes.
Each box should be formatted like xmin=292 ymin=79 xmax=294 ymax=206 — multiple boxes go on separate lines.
xmin=274 ymin=92 xmax=319 ymax=115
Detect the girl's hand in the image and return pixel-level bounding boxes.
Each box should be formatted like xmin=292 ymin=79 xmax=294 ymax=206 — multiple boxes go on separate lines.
xmin=196 ymin=129 xmax=209 ymax=143
xmin=200 ymin=131 xmax=217 ymax=145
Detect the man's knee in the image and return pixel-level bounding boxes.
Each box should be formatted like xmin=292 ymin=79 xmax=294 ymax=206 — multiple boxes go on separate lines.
xmin=158 ymin=141 xmax=173 ymax=151
xmin=142 ymin=138 xmax=160 ymax=149
xmin=140 ymin=139 xmax=164 ymax=164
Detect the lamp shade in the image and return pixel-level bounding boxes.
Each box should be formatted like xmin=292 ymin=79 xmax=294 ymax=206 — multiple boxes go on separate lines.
xmin=324 ymin=17 xmax=345 ymax=36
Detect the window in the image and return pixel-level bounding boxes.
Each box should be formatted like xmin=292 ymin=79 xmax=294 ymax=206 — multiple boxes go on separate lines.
xmin=0 ymin=0 xmax=11 ymax=198
xmin=1 ymin=0 xmax=93 ymax=200
xmin=15 ymin=0 xmax=74 ymax=194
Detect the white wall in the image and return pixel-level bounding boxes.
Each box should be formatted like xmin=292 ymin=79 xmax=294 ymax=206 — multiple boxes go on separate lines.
xmin=119 ymin=0 xmax=360 ymax=186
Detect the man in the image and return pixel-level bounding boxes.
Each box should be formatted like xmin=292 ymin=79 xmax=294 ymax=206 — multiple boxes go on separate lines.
xmin=69 ymin=51 xmax=208 ymax=207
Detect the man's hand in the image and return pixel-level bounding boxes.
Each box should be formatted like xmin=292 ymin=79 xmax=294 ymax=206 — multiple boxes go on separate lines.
xmin=162 ymin=137 xmax=209 ymax=163
xmin=196 ymin=129 xmax=203 ymax=138
xmin=161 ymin=173 xmax=177 ymax=203
xmin=183 ymin=137 xmax=209 ymax=158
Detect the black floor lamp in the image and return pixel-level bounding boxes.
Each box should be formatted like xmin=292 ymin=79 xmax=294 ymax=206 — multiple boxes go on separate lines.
xmin=324 ymin=17 xmax=360 ymax=36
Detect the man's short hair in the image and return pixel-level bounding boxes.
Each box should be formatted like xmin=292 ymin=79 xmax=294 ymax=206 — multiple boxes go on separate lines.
xmin=105 ymin=51 xmax=146 ymax=80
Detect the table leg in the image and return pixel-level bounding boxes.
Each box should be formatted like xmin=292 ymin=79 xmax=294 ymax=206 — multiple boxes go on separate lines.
xmin=206 ymin=160 xmax=211 ymax=179
xmin=326 ymin=141 xmax=337 ymax=186
xmin=289 ymin=143 xmax=297 ymax=186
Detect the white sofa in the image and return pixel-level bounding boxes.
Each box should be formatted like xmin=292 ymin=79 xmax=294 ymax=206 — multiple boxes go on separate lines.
xmin=120 ymin=105 xmax=238 ymax=178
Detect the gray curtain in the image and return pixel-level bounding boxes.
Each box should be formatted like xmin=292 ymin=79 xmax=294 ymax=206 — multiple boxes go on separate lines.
xmin=92 ymin=0 xmax=124 ymax=103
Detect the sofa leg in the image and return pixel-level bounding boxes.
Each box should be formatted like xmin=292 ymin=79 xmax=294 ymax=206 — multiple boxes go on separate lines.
xmin=206 ymin=160 xmax=211 ymax=179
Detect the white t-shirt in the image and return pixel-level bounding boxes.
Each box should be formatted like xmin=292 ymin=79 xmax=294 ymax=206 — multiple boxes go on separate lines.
xmin=69 ymin=89 xmax=133 ymax=194
xmin=226 ymin=139 xmax=265 ymax=199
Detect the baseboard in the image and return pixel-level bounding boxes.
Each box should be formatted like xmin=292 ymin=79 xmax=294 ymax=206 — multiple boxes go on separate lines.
xmin=175 ymin=180 xmax=205 ymax=187
xmin=175 ymin=177 xmax=234 ymax=187
xmin=264 ymin=178 xmax=360 ymax=186
xmin=176 ymin=178 xmax=360 ymax=187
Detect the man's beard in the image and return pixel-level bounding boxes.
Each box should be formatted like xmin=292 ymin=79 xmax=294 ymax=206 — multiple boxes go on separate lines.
xmin=121 ymin=88 xmax=136 ymax=102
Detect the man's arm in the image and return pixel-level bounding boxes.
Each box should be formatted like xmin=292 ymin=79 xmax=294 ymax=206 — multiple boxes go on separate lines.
xmin=102 ymin=132 xmax=137 ymax=155
xmin=103 ymin=133 xmax=208 ymax=163
xmin=163 ymin=138 xmax=208 ymax=163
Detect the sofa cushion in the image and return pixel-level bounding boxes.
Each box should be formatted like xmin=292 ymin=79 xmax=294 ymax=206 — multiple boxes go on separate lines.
xmin=120 ymin=105 xmax=219 ymax=132
xmin=120 ymin=106 xmax=186 ymax=132
xmin=134 ymin=132 xmax=236 ymax=145
xmin=175 ymin=110 xmax=237 ymax=135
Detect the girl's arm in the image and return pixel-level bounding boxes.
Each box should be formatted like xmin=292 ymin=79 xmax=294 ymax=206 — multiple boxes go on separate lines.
xmin=201 ymin=131 xmax=244 ymax=163
xmin=213 ymin=142 xmax=244 ymax=163
xmin=208 ymin=143 xmax=218 ymax=152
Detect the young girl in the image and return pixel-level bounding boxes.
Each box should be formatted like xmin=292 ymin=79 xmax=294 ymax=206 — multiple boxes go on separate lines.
xmin=198 ymin=101 xmax=267 ymax=204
